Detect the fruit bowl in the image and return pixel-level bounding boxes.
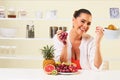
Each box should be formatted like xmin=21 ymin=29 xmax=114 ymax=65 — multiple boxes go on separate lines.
xmin=104 ymin=28 xmax=120 ymax=39
xmin=104 ymin=24 xmax=120 ymax=39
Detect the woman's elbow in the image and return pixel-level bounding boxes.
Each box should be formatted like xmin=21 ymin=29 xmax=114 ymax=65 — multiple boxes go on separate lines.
xmin=60 ymin=57 xmax=67 ymax=63
xmin=94 ymin=59 xmax=102 ymax=69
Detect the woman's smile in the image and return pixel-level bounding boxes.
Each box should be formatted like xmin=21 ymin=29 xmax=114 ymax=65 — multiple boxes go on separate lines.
xmin=79 ymin=27 xmax=86 ymax=32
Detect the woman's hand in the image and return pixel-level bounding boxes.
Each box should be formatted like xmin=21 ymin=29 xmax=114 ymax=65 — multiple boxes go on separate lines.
xmin=95 ymin=26 xmax=104 ymax=44
xmin=57 ymin=30 xmax=68 ymax=45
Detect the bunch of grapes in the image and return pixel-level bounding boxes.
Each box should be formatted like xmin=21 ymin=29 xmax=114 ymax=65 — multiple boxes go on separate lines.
xmin=55 ymin=63 xmax=78 ymax=73
xmin=59 ymin=32 xmax=68 ymax=45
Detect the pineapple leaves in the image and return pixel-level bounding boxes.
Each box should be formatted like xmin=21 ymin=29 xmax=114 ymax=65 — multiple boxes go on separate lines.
xmin=40 ymin=45 xmax=55 ymax=59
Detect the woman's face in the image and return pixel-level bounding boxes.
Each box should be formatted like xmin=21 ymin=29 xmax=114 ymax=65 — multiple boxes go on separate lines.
xmin=73 ymin=13 xmax=92 ymax=35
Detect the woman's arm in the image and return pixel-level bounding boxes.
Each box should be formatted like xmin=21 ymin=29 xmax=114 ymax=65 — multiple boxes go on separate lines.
xmin=94 ymin=43 xmax=102 ymax=68
xmin=53 ymin=30 xmax=68 ymax=63
xmin=94 ymin=26 xmax=104 ymax=68
xmin=60 ymin=45 xmax=68 ymax=62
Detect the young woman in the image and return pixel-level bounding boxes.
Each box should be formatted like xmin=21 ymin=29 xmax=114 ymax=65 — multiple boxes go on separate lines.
xmin=53 ymin=9 xmax=104 ymax=70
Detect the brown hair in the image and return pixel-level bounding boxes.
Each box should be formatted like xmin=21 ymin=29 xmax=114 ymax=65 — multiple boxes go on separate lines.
xmin=73 ymin=9 xmax=92 ymax=18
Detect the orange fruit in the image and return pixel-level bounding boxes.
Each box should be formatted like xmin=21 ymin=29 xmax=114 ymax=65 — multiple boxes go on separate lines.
xmin=108 ymin=24 xmax=117 ymax=30
xmin=44 ymin=64 xmax=55 ymax=75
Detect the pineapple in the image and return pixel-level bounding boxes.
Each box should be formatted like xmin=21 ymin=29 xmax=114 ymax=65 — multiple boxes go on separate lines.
xmin=41 ymin=45 xmax=55 ymax=68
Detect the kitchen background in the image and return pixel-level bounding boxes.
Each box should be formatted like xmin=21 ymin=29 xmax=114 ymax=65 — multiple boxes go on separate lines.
xmin=0 ymin=0 xmax=120 ymax=70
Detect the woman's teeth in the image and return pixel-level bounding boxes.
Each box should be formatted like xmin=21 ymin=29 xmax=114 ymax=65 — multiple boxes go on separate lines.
xmin=80 ymin=28 xmax=85 ymax=32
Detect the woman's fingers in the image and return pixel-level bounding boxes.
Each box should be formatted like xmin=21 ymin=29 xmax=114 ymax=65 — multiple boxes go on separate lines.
xmin=57 ymin=30 xmax=68 ymax=45
xmin=57 ymin=30 xmax=63 ymax=41
xmin=95 ymin=26 xmax=104 ymax=34
xmin=95 ymin=26 xmax=104 ymax=42
xmin=57 ymin=30 xmax=63 ymax=35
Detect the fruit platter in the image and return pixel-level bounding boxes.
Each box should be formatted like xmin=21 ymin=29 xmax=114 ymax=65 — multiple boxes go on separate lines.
xmin=44 ymin=62 xmax=79 ymax=75
xmin=55 ymin=62 xmax=78 ymax=74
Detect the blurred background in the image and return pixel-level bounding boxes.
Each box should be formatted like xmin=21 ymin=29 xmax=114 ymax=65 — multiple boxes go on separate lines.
xmin=0 ymin=0 xmax=120 ymax=70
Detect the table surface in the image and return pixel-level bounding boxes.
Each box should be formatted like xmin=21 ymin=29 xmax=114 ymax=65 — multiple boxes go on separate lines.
xmin=0 ymin=68 xmax=120 ymax=80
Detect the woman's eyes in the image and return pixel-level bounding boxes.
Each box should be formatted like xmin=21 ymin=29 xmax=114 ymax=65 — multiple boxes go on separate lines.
xmin=87 ymin=22 xmax=91 ymax=26
xmin=81 ymin=20 xmax=85 ymax=23
xmin=81 ymin=20 xmax=91 ymax=26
